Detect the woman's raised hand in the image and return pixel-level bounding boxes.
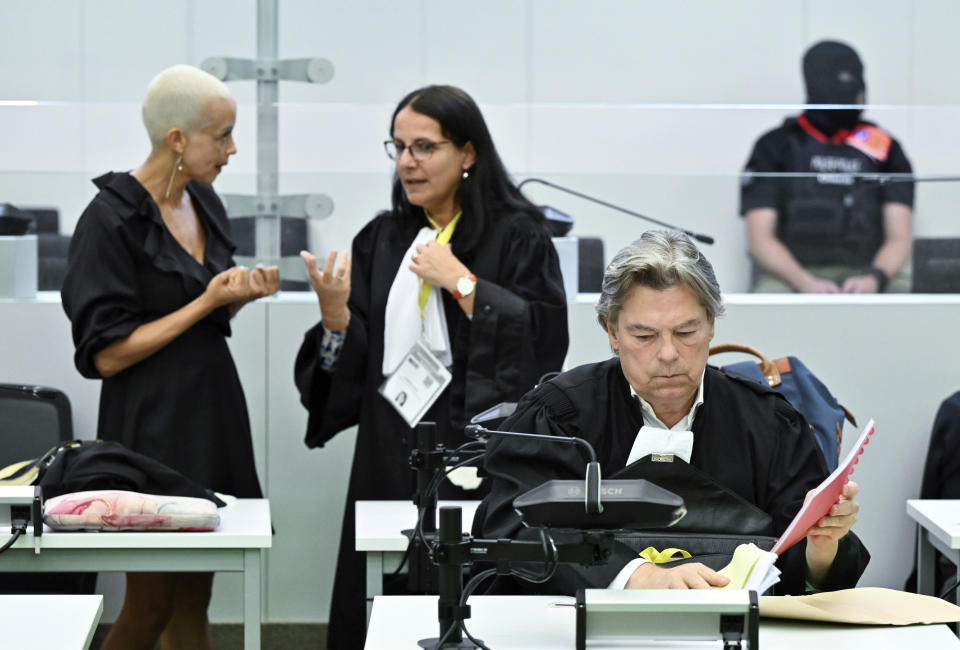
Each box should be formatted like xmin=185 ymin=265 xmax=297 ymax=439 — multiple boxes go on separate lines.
xmin=301 ymin=249 xmax=351 ymax=331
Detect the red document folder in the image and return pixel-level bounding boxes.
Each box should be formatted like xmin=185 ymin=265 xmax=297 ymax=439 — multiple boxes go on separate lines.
xmin=772 ymin=419 xmax=875 ymax=555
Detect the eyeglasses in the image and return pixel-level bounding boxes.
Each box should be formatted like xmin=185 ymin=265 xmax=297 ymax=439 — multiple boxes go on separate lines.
xmin=384 ymin=139 xmax=451 ymax=161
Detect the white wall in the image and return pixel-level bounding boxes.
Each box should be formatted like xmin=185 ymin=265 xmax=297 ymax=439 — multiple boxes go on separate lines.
xmin=2 ymin=0 xmax=960 ymax=624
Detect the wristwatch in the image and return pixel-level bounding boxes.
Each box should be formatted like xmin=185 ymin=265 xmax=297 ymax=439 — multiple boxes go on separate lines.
xmin=868 ymin=266 xmax=889 ymax=293
xmin=451 ymin=273 xmax=477 ymax=300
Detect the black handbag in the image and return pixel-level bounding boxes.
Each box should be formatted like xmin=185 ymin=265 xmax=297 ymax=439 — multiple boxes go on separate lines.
xmin=37 ymin=439 xmax=225 ymax=505
xmin=0 ymin=439 xmax=224 ymax=506
xmin=614 ymin=532 xmax=776 ymax=572
xmin=610 ymin=454 xmax=776 ymax=570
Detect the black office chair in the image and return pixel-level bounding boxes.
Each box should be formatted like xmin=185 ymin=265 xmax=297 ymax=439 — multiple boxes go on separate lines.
xmin=578 ymin=237 xmax=605 ymax=293
xmin=905 ymin=392 xmax=960 ymax=609
xmin=231 ymin=215 xmax=309 ymax=290
xmin=10 ymin=206 xmax=72 ymax=291
xmin=913 ymin=238 xmax=960 ymax=293
xmin=0 ymin=384 xmax=72 ymax=466
xmin=0 ymin=384 xmax=96 ymax=595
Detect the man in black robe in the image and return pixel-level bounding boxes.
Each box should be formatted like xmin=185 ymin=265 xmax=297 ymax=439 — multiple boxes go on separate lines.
xmin=476 ymin=230 xmax=869 ymax=595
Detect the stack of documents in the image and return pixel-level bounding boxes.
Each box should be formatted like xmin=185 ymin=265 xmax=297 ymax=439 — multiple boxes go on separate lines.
xmin=718 ymin=542 xmax=780 ymax=593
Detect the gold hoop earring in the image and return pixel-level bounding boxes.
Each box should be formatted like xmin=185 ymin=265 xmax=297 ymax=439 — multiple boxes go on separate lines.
xmin=164 ymin=154 xmax=184 ymax=200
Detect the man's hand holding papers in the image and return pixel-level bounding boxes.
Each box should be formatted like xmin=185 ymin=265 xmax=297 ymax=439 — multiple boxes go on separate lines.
xmin=717 ymin=419 xmax=874 ymax=593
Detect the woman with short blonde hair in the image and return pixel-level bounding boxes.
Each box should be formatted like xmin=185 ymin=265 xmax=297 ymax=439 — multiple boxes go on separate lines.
xmin=62 ymin=64 xmax=278 ymax=650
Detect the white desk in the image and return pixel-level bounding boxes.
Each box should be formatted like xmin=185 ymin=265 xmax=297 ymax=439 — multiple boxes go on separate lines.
xmin=365 ymin=594 xmax=960 ymax=649
xmin=907 ymin=499 xmax=960 ymax=604
xmin=355 ymin=500 xmax=479 ymax=621
xmin=0 ymin=594 xmax=102 ymax=650
xmin=0 ymin=499 xmax=271 ymax=650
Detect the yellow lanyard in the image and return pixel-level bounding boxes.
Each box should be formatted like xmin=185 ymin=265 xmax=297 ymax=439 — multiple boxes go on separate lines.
xmin=638 ymin=546 xmax=692 ymax=564
xmin=418 ymin=211 xmax=462 ymax=321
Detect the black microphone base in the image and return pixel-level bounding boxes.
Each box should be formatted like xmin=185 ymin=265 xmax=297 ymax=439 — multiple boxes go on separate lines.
xmin=418 ymin=637 xmax=482 ymax=649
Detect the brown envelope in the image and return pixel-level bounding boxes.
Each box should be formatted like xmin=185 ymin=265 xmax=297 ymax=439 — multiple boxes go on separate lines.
xmin=760 ymin=587 xmax=960 ymax=625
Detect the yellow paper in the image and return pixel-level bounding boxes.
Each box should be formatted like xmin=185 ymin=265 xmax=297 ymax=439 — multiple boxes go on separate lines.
xmin=718 ymin=542 xmax=766 ymax=590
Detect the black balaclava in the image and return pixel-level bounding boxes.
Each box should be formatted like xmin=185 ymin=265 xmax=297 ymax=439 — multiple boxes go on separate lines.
xmin=802 ymin=40 xmax=865 ymax=135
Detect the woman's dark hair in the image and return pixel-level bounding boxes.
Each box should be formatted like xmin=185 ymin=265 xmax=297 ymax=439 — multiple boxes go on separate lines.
xmin=389 ymin=85 xmax=544 ymax=254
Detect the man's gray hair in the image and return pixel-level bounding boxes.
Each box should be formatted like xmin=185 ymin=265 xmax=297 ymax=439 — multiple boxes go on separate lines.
xmin=142 ymin=64 xmax=233 ymax=150
xmin=595 ymin=230 xmax=725 ymax=331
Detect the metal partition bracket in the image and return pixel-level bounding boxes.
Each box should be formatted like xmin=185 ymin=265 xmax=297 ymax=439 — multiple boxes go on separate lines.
xmin=222 ymin=191 xmax=333 ymax=283
xmin=200 ymin=0 xmax=336 ymax=282
xmin=201 ymin=56 xmax=335 ymax=84
xmin=220 ymin=194 xmax=334 ymax=221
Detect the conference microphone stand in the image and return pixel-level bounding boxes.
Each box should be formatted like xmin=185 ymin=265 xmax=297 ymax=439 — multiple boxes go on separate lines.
xmin=407 ymin=422 xmax=486 ymax=594
xmin=517 ymin=177 xmax=715 ymax=245
xmin=406 ymin=422 xmax=614 ymax=649
xmin=464 ymin=424 xmax=603 ymax=514
xmin=408 ymin=423 xmax=686 ymax=649
xmin=419 ymin=505 xmax=617 ymax=650
xmin=405 ymin=421 xmax=602 ymax=597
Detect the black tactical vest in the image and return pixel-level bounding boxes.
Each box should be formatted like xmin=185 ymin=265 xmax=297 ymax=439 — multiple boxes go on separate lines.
xmin=777 ymin=122 xmax=886 ymax=266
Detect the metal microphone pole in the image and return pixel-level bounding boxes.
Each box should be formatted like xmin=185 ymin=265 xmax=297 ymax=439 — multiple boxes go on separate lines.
xmin=408 ymin=421 xmax=442 ymax=593
xmin=518 ymin=177 xmax=715 ymax=245
xmin=437 ymin=507 xmax=466 ymax=648
xmin=418 ymin=506 xmax=477 ymax=649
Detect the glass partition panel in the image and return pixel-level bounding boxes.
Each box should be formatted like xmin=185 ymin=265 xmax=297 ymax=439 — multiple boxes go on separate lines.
xmin=4 ymin=101 xmax=960 ymax=294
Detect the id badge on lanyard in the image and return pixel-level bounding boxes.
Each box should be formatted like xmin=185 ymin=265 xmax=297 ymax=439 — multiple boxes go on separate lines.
xmin=378 ymin=339 xmax=452 ymax=429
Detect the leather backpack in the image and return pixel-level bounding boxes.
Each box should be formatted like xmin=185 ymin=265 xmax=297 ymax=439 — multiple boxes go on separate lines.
xmin=710 ymin=344 xmax=856 ymax=472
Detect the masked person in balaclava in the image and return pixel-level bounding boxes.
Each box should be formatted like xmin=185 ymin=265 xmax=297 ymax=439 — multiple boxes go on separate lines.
xmin=739 ymin=40 xmax=914 ymax=293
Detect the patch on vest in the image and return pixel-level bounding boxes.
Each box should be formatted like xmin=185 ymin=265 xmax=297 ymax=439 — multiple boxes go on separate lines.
xmin=845 ymin=125 xmax=892 ymax=161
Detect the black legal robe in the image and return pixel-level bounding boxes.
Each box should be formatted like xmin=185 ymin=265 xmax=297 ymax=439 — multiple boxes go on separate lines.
xmin=295 ymin=208 xmax=568 ymax=648
xmin=476 ymin=358 xmax=869 ymax=596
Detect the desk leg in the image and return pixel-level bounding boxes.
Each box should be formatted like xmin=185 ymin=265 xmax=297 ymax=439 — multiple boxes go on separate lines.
xmin=917 ymin=524 xmax=935 ymax=596
xmin=953 ymin=550 xmax=960 ymax=635
xmin=366 ymin=551 xmax=384 ymax=626
xmin=244 ymin=548 xmax=262 ymax=650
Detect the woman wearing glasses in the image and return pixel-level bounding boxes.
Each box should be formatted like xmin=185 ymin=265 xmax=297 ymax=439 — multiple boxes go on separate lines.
xmin=296 ymin=85 xmax=568 ymax=647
